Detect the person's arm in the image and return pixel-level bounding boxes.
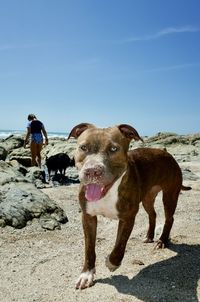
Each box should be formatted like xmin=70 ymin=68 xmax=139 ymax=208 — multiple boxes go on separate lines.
xmin=41 ymin=125 xmax=48 ymax=145
xmin=24 ymin=127 xmax=31 ymax=147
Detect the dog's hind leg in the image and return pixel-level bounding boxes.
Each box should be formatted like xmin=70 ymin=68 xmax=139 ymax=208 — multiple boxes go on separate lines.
xmin=155 ymin=190 xmax=180 ymax=249
xmin=142 ymin=187 xmax=160 ymax=243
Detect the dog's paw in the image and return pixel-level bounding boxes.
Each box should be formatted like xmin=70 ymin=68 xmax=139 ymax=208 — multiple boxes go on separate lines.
xmin=75 ymin=268 xmax=95 ymax=290
xmin=105 ymin=256 xmax=120 ymax=272
xmin=154 ymin=240 xmax=166 ymax=249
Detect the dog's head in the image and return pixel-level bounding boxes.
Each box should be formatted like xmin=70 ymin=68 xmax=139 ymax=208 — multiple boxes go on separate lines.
xmin=68 ymin=123 xmax=143 ymax=202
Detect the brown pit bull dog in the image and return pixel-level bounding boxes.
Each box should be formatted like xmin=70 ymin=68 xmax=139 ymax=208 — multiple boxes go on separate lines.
xmin=67 ymin=123 xmax=191 ymax=290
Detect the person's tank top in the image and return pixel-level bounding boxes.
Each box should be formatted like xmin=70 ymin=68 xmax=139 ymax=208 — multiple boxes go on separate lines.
xmin=30 ymin=120 xmax=43 ymax=133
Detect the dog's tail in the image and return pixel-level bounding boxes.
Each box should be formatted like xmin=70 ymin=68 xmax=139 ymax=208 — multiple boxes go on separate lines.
xmin=181 ymin=185 xmax=192 ymax=191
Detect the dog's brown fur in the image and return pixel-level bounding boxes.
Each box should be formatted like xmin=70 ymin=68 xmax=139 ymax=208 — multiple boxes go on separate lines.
xmin=68 ymin=123 xmax=191 ymax=289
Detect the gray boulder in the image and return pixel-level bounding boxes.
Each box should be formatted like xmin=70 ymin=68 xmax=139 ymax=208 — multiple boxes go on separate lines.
xmin=0 ymin=161 xmax=68 ymax=229
xmin=8 ymin=146 xmax=31 ymax=167
xmin=0 ymin=134 xmax=24 ymax=153
xmin=25 ymin=166 xmax=46 ymax=189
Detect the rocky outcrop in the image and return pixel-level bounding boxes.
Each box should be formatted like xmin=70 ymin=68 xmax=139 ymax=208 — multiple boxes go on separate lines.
xmin=0 ymin=161 xmax=68 ymax=229
xmin=0 ymin=131 xmax=199 ymax=230
xmin=0 ymin=135 xmax=79 ymax=184
xmin=0 ymin=135 xmax=77 ymax=167
xmin=1 ymin=132 xmax=200 ymax=184
xmin=0 ymin=134 xmax=24 ymax=153
xmin=145 ymin=132 xmax=200 ymax=147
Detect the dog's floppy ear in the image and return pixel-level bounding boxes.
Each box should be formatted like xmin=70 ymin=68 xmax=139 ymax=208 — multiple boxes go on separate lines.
xmin=67 ymin=123 xmax=95 ymax=139
xmin=118 ymin=124 xmax=143 ymax=142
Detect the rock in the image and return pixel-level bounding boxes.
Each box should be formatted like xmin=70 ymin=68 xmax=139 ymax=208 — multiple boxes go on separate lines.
xmin=146 ymin=132 xmax=178 ymax=143
xmin=1 ymin=132 xmax=200 ymax=190
xmin=9 ymin=156 xmax=32 ymax=167
xmin=8 ymin=147 xmax=31 ymax=167
xmin=25 ymin=167 xmax=46 ymax=188
xmin=0 ymin=135 xmax=24 ymax=153
xmin=188 ymin=133 xmax=200 ymax=145
xmin=39 ymin=216 xmax=62 ymax=230
xmin=0 ymin=161 xmax=24 ymax=185
xmin=0 ymin=161 xmax=68 ymax=229
xmin=145 ymin=133 xmax=189 ymax=146
xmin=0 ymin=146 xmax=7 ymax=160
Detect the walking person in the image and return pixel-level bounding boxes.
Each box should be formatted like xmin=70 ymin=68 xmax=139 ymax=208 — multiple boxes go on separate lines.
xmin=24 ymin=114 xmax=48 ymax=167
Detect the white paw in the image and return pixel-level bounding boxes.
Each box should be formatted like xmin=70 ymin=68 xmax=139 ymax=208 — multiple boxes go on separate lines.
xmin=105 ymin=256 xmax=120 ymax=272
xmin=75 ymin=268 xmax=95 ymax=289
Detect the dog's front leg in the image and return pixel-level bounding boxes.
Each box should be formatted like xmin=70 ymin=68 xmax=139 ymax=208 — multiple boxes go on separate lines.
xmin=106 ymin=216 xmax=136 ymax=271
xmin=76 ymin=213 xmax=97 ymax=290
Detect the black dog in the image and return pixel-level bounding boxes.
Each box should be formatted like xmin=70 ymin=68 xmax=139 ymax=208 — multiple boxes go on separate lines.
xmin=46 ymin=153 xmax=75 ymax=181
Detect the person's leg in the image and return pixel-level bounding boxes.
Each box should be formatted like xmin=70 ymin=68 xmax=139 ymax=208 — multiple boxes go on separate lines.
xmin=36 ymin=143 xmax=43 ymax=168
xmin=30 ymin=142 xmax=38 ymax=166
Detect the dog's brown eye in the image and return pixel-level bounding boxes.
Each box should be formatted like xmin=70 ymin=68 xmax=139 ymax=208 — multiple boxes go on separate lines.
xmin=80 ymin=145 xmax=88 ymax=152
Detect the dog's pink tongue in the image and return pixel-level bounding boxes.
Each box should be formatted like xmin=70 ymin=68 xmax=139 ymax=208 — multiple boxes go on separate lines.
xmin=85 ymin=184 xmax=104 ymax=202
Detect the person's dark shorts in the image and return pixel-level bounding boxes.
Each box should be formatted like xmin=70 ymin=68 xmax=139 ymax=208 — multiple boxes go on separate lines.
xmin=31 ymin=133 xmax=43 ymax=144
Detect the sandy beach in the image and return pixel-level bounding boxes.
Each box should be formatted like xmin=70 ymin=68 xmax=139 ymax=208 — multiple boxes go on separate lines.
xmin=0 ymin=178 xmax=199 ymax=302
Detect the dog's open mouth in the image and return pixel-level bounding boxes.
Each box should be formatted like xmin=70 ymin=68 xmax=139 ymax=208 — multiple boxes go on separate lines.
xmin=85 ymin=182 xmax=113 ymax=202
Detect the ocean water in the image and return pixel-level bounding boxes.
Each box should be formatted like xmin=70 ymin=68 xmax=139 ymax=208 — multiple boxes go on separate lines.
xmin=0 ymin=129 xmax=67 ymax=139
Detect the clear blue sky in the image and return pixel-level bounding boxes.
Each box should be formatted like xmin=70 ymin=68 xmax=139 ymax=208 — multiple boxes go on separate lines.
xmin=0 ymin=0 xmax=200 ymax=136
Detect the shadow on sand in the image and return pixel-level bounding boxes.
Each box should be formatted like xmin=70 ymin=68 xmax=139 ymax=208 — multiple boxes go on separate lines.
xmin=97 ymin=243 xmax=200 ymax=302
xmin=49 ymin=174 xmax=79 ymax=186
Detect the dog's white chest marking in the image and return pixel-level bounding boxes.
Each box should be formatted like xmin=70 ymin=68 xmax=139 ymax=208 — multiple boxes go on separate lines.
xmin=86 ymin=174 xmax=124 ymax=219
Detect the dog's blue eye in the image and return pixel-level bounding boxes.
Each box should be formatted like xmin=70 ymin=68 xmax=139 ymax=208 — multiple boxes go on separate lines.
xmin=80 ymin=145 xmax=88 ymax=152
xmin=110 ymin=146 xmax=118 ymax=152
